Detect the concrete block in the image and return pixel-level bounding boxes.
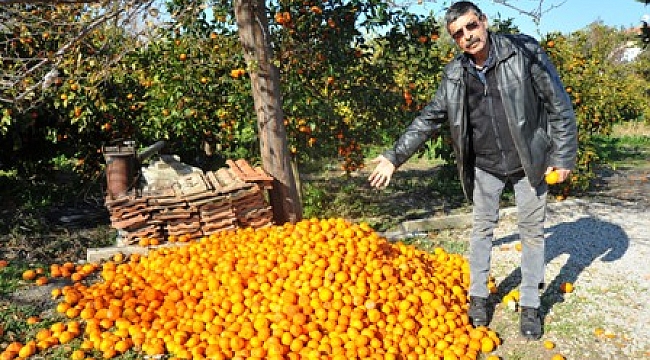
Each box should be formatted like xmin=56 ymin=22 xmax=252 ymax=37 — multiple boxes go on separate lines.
xmin=86 ymin=242 xmax=186 ymax=264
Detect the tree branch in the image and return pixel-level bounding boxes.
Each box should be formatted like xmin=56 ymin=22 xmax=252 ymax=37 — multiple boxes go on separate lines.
xmin=490 ymin=0 xmax=568 ymax=25
xmin=1 ymin=0 xmax=159 ymax=109
xmin=0 ymin=0 xmax=102 ymax=4
xmin=13 ymin=8 xmax=122 ymax=103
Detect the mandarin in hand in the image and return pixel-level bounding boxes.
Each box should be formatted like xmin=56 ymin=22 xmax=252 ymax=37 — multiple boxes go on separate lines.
xmin=545 ymin=170 xmax=560 ymax=185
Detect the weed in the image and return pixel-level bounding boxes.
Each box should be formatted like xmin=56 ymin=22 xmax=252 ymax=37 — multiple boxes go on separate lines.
xmin=397 ymin=229 xmax=469 ymax=255
xmin=0 ymin=301 xmax=41 ymax=340
xmin=0 ymin=263 xmax=42 ymax=296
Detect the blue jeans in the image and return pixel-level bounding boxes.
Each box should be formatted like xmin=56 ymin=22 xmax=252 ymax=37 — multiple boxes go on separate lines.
xmin=469 ymin=167 xmax=547 ymax=308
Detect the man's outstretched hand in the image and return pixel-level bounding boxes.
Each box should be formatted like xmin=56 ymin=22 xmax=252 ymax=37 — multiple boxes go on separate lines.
xmin=368 ymin=155 xmax=396 ymax=189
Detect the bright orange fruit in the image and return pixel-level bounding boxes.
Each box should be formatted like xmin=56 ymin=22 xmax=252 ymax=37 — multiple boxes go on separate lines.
xmin=560 ymin=282 xmax=574 ymax=293
xmin=545 ymin=170 xmax=560 ymax=185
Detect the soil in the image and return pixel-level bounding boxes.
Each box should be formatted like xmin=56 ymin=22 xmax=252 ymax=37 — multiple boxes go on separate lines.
xmin=0 ymin=201 xmax=113 ymax=265
xmin=584 ymin=163 xmax=650 ymax=208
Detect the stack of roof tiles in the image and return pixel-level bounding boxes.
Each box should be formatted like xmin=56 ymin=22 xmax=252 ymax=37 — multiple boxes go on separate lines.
xmin=105 ymin=159 xmax=274 ymax=246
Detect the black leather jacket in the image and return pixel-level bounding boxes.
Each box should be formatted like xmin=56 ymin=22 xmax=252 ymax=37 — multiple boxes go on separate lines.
xmin=383 ymin=32 xmax=577 ymax=201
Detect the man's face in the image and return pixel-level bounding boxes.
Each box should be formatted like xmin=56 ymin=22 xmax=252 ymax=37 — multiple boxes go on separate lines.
xmin=447 ymin=12 xmax=489 ymax=57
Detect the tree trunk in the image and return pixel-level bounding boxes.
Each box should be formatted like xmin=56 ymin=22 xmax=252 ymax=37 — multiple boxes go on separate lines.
xmin=233 ymin=0 xmax=302 ymax=224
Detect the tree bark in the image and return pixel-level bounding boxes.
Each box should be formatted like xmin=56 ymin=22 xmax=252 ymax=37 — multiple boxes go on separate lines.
xmin=233 ymin=0 xmax=302 ymax=224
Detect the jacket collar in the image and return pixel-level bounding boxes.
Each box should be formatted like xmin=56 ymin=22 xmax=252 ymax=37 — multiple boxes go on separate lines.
xmin=488 ymin=32 xmax=517 ymax=64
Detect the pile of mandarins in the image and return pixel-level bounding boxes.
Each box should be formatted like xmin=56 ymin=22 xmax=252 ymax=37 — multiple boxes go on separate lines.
xmin=3 ymin=218 xmax=500 ymax=360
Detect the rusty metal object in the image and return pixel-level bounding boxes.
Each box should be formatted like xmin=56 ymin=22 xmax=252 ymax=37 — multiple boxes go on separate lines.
xmin=102 ymin=140 xmax=137 ymax=199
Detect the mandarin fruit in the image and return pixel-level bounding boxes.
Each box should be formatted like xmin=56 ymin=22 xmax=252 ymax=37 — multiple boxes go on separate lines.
xmin=560 ymin=282 xmax=574 ymax=293
xmin=545 ymin=170 xmax=560 ymax=185
xmin=544 ymin=339 xmax=556 ymax=349
xmin=22 ymin=269 xmax=37 ymax=281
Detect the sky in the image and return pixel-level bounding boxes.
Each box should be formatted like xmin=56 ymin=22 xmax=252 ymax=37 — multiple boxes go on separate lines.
xmin=408 ymin=0 xmax=650 ymax=38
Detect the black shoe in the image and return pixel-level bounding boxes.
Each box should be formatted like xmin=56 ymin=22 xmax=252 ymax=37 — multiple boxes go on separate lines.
xmin=520 ymin=306 xmax=543 ymax=340
xmin=468 ymin=296 xmax=489 ymax=327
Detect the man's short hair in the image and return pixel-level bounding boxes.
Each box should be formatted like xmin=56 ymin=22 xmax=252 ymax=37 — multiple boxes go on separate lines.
xmin=444 ymin=1 xmax=485 ymax=27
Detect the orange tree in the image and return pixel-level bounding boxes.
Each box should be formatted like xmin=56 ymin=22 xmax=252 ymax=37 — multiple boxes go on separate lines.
xmin=631 ymin=46 xmax=650 ymax=100
xmin=0 ymin=4 xmax=132 ymax=177
xmin=1 ymin=0 xmax=447 ymax=178
xmin=0 ymin=0 xmax=157 ymax=110
xmin=542 ymin=25 xmax=649 ymax=195
xmin=50 ymin=3 xmax=259 ymax=172
xmin=0 ymin=1 xmax=159 ymax=178
xmin=124 ymin=27 xmax=255 ymax=167
xmin=47 ymin=27 xmax=164 ymax=181
xmin=268 ymin=0 xmax=441 ymax=172
xmin=78 ymin=0 xmax=450 ymax=174
xmin=3 ymin=0 xmax=648 ymax=202
xmin=0 ymin=1 xmax=252 ymax=177
xmin=266 ymin=1 xmax=452 ymax=173
xmin=365 ymin=11 xmax=458 ymax=165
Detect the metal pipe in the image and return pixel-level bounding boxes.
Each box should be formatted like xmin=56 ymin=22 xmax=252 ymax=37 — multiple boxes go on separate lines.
xmin=137 ymin=140 xmax=166 ymax=162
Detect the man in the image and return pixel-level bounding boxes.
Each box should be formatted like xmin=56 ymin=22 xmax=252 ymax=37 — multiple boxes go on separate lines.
xmin=368 ymin=1 xmax=577 ymax=340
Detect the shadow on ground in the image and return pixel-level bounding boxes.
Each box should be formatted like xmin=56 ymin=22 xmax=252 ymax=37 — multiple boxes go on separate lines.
xmin=493 ymin=216 xmax=629 ymax=320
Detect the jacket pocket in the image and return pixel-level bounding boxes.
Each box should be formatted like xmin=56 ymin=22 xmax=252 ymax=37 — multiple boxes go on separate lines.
xmin=529 ymin=128 xmax=552 ymax=180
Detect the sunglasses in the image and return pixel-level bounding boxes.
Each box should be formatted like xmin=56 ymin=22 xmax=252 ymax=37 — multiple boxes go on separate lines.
xmin=451 ymin=20 xmax=481 ymax=41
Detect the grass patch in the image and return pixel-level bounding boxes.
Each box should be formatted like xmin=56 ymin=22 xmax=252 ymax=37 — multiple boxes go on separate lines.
xmin=0 ymin=263 xmax=48 ymax=296
xmin=399 ymin=227 xmax=470 ymax=254
xmin=593 ymin=134 xmax=650 ymax=168
xmin=593 ymin=121 xmax=650 ymax=169
xmin=0 ymin=301 xmax=41 ymax=340
xmin=299 ymin=160 xmax=468 ymax=232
